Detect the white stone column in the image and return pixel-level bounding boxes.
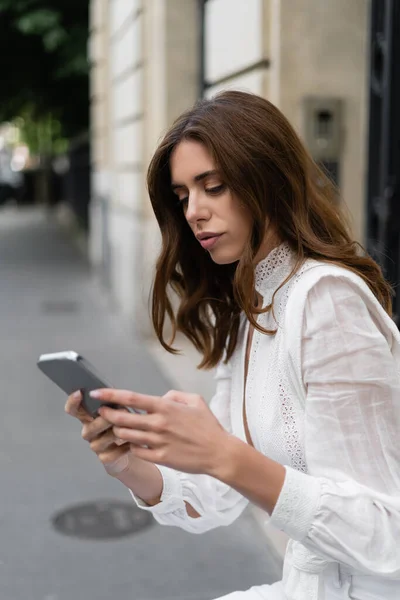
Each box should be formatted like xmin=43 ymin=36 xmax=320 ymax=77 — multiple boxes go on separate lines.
xmin=89 ymin=0 xmax=112 ymax=276
xmin=89 ymin=0 xmax=201 ymax=335
xmin=139 ymin=0 xmax=200 ymax=338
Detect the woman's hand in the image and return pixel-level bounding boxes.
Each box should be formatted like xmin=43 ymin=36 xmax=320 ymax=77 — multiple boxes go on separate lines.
xmin=64 ymin=391 xmax=131 ymax=477
xmin=92 ymin=388 xmax=231 ymax=476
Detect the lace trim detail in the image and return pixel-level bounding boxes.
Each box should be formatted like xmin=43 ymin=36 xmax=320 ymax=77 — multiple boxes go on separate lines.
xmin=271 ymin=474 xmax=295 ymax=531
xmin=271 ymin=466 xmax=321 ymax=538
xmin=278 ymin=374 xmax=307 ymax=473
xmin=233 ymin=252 xmax=318 ymax=476
xmin=255 ymin=242 xmax=293 ymax=294
xmin=273 ymin=263 xmax=313 ymax=473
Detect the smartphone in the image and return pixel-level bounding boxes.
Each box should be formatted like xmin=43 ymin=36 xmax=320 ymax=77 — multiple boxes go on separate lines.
xmin=37 ymin=350 xmax=141 ymax=417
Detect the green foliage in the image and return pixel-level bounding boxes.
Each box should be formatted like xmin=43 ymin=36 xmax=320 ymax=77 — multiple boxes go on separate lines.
xmin=14 ymin=108 xmax=68 ymax=156
xmin=16 ymin=8 xmax=60 ymax=35
xmin=16 ymin=8 xmax=69 ymax=52
xmin=0 ymin=0 xmax=89 ymax=141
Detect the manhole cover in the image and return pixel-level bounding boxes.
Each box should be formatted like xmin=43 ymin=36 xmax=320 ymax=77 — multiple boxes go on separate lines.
xmin=42 ymin=300 xmax=79 ymax=314
xmin=52 ymin=500 xmax=153 ymax=540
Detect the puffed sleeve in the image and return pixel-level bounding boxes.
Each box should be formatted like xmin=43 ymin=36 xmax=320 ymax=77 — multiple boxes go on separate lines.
xmin=269 ymin=275 xmax=400 ymax=576
xmin=130 ymin=360 xmax=249 ymax=533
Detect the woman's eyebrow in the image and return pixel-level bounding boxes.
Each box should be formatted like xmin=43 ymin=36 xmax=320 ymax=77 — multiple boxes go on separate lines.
xmin=171 ymin=170 xmax=218 ymax=190
xmin=194 ymin=169 xmax=218 ymax=182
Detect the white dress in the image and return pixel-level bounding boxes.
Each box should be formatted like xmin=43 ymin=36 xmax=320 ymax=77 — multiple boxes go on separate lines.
xmin=132 ymin=244 xmax=400 ymax=600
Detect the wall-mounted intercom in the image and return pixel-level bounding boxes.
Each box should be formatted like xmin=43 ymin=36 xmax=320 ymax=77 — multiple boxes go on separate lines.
xmin=302 ymin=96 xmax=343 ymax=186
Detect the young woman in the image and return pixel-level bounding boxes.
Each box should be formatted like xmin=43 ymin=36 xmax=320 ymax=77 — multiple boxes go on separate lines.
xmin=66 ymin=91 xmax=400 ymax=600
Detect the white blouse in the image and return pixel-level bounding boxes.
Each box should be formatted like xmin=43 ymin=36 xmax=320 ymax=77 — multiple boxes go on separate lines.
xmin=132 ymin=244 xmax=400 ymax=599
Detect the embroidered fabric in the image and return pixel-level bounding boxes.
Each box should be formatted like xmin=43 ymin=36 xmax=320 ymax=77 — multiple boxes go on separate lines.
xmin=270 ymin=466 xmax=321 ymax=540
xmin=247 ymin=245 xmax=311 ymax=472
xmin=254 ymin=242 xmax=294 ymax=296
xmin=273 ymin=262 xmax=317 ymax=473
xmin=278 ymin=375 xmax=307 ymax=473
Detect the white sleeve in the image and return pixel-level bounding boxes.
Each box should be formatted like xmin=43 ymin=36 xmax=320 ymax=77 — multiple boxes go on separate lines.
xmin=269 ymin=276 xmax=400 ymax=576
xmin=130 ymin=360 xmax=249 ymax=533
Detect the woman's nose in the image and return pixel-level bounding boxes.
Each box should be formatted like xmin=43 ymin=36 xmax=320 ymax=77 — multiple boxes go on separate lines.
xmin=185 ymin=193 xmax=210 ymax=224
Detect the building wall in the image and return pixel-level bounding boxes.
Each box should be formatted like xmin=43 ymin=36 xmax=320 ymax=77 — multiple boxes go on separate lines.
xmin=89 ymin=0 xmax=199 ymax=333
xmin=277 ymin=0 xmax=369 ymax=243
xmin=90 ymin=0 xmax=144 ymax=321
xmin=89 ymin=0 xmax=110 ymax=275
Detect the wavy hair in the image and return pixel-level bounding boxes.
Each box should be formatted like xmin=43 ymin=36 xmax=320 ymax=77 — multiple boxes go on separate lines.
xmin=147 ymin=91 xmax=392 ymax=368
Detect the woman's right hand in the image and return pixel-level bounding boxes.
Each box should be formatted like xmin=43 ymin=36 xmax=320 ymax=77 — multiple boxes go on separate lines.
xmin=65 ymin=391 xmax=131 ymax=477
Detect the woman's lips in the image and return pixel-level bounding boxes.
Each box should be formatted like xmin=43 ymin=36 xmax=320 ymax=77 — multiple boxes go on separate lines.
xmin=199 ymin=234 xmax=223 ymax=250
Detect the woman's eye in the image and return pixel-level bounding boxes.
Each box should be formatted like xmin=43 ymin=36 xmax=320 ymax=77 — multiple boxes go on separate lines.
xmin=175 ymin=184 xmax=225 ymax=210
xmin=206 ymin=184 xmax=226 ymax=195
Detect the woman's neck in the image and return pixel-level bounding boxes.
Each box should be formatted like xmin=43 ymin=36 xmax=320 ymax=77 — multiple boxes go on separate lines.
xmin=253 ymin=229 xmax=281 ymax=265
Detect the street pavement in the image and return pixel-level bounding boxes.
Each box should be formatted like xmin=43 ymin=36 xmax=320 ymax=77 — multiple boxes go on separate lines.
xmin=0 ymin=207 xmax=282 ymax=600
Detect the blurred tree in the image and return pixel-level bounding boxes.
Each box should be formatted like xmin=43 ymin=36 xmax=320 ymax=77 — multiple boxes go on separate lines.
xmin=0 ymin=0 xmax=89 ymax=142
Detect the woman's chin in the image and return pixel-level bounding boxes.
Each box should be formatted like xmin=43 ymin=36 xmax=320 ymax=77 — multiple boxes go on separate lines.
xmin=208 ymin=249 xmax=241 ymax=265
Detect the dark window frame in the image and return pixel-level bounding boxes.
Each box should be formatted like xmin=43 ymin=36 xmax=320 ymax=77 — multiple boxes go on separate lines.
xmin=366 ymin=0 xmax=400 ymax=320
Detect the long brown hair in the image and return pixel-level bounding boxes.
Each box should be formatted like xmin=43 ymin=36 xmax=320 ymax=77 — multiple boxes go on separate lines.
xmin=147 ymin=91 xmax=392 ymax=368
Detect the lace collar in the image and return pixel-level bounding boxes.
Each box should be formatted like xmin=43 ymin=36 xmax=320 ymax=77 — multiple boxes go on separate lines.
xmin=254 ymin=242 xmax=295 ymax=295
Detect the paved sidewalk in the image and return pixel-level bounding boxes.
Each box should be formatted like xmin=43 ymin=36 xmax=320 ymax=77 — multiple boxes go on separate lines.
xmin=0 ymin=207 xmax=281 ymax=600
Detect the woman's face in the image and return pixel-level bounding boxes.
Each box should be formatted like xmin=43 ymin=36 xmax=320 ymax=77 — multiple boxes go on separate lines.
xmin=170 ymin=139 xmax=252 ymax=265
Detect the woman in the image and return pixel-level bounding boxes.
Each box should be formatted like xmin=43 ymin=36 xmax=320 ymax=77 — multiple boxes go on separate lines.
xmin=66 ymin=91 xmax=400 ymax=600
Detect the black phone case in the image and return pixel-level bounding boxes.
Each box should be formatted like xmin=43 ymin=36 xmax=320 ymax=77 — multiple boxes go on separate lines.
xmin=37 ymin=354 xmax=116 ymax=417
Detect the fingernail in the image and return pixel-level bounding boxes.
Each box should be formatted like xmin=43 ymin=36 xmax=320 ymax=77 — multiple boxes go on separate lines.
xmin=115 ymin=438 xmax=125 ymax=446
xmin=73 ymin=391 xmax=81 ymax=399
xmin=89 ymin=390 xmax=101 ymax=398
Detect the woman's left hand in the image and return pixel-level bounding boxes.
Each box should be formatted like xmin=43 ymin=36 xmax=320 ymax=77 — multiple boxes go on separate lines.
xmin=94 ymin=389 xmax=231 ymax=476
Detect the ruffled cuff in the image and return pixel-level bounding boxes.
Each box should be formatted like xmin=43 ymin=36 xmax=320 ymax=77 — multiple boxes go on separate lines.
xmin=269 ymin=466 xmax=322 ymax=540
xmin=130 ymin=465 xmax=187 ymax=515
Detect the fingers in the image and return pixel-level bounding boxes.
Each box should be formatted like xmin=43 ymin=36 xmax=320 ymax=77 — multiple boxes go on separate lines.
xmin=130 ymin=444 xmax=160 ymax=464
xmin=112 ymin=426 xmax=160 ymax=448
xmin=64 ymin=390 xmax=81 ymax=416
xmin=65 ymin=390 xmax=93 ymax=423
xmin=99 ymin=406 xmax=155 ymax=430
xmin=90 ymin=389 xmax=160 ymax=413
xmin=66 ymin=391 xmax=135 ymax=479
xmin=88 ymin=428 xmax=124 ymax=453
xmin=81 ymin=416 xmax=113 ymax=442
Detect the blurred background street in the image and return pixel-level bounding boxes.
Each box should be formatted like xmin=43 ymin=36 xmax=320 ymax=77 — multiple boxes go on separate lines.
xmin=0 ymin=0 xmax=398 ymax=599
